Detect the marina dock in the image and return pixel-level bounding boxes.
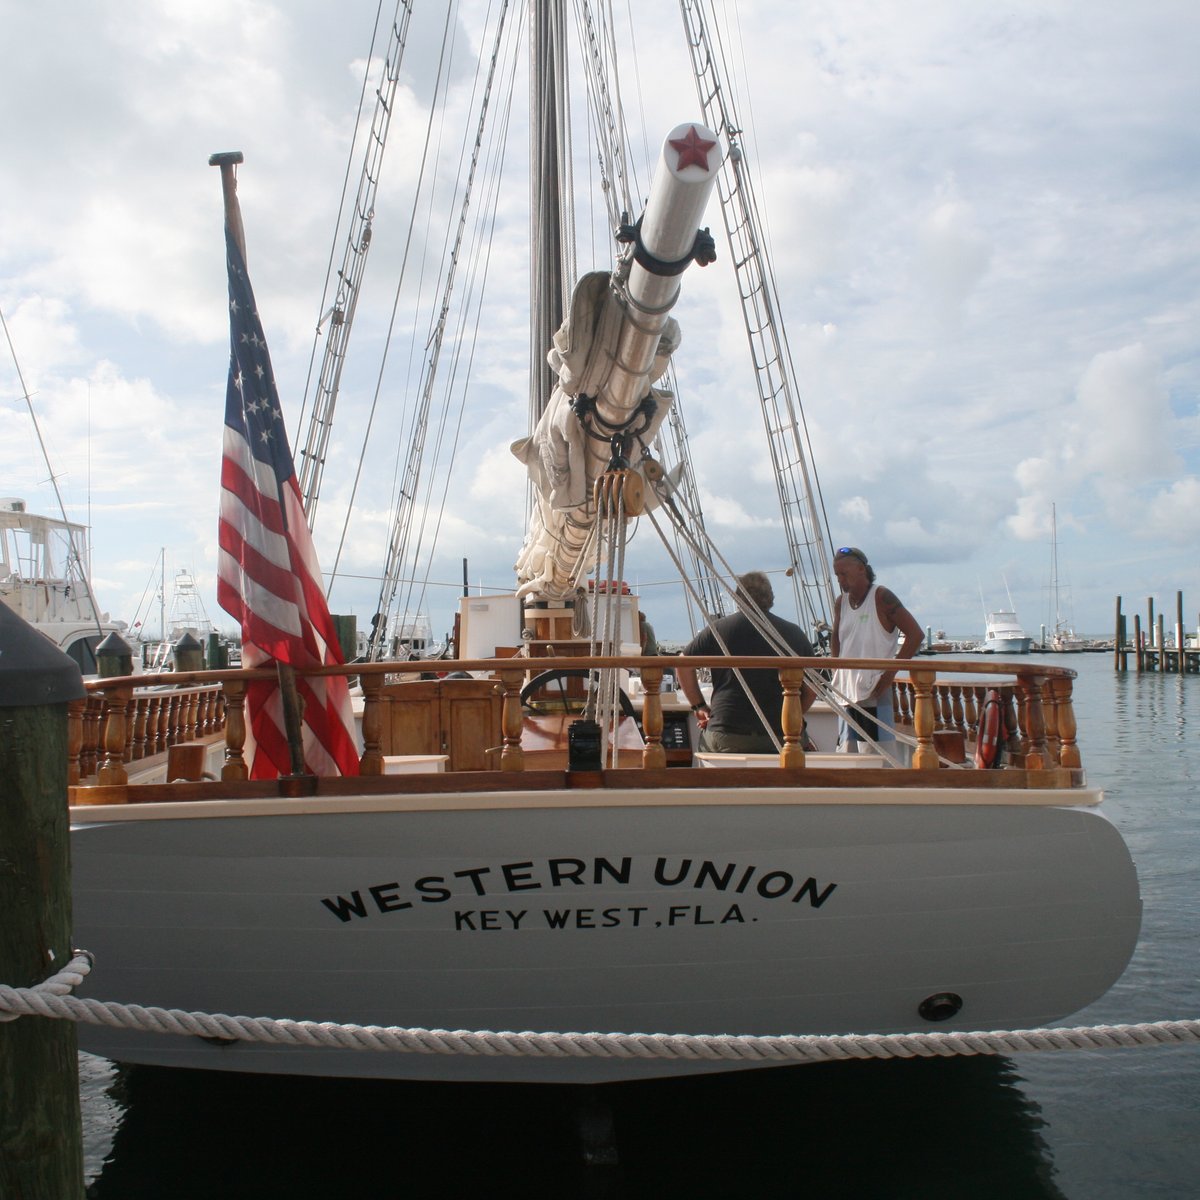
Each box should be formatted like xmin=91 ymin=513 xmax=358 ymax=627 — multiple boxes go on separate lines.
xmin=1113 ymin=593 xmax=1200 ymax=673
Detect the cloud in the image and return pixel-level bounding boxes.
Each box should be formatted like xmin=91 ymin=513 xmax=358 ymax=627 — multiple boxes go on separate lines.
xmin=1144 ymin=478 xmax=1200 ymax=544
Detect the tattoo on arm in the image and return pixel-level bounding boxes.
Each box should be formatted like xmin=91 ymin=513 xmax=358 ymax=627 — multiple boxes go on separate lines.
xmin=878 ymin=587 xmax=901 ymax=625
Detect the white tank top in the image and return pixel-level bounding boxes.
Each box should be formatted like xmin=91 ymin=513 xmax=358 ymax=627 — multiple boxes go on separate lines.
xmin=833 ymin=585 xmax=899 ymax=703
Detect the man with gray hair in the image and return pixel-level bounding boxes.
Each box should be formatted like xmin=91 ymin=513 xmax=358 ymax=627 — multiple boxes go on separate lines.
xmin=830 ymin=546 xmax=923 ymax=751
xmin=677 ymin=571 xmax=815 ymax=753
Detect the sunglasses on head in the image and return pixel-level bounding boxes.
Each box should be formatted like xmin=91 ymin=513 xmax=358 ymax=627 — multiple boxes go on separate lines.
xmin=835 ymin=546 xmax=867 ymax=564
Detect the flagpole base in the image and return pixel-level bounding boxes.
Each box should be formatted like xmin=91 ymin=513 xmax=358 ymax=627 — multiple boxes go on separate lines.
xmin=277 ymin=773 xmax=319 ymax=798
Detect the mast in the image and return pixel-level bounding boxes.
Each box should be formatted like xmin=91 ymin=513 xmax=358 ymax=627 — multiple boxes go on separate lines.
xmin=528 ymin=0 xmax=571 ymax=437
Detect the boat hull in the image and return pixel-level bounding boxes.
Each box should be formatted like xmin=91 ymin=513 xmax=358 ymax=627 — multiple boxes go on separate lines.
xmin=70 ymin=788 xmax=1141 ymax=1083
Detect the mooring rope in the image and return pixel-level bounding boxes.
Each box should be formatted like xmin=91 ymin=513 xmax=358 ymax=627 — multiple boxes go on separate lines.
xmin=2 ymin=954 xmax=1198 ymax=1063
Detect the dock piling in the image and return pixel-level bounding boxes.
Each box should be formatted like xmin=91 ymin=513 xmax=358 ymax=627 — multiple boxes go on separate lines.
xmin=0 ymin=604 xmax=87 ymax=1198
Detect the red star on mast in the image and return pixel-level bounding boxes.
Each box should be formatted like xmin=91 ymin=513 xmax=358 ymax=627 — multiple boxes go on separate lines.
xmin=669 ymin=126 xmax=717 ymax=172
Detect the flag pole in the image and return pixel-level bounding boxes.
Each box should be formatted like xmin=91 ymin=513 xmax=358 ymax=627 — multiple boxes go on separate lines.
xmin=210 ymin=150 xmax=310 ymax=784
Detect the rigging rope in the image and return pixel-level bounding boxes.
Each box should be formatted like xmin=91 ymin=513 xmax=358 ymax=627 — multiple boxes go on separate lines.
xmin=4 ymin=955 xmax=1197 ymax=1064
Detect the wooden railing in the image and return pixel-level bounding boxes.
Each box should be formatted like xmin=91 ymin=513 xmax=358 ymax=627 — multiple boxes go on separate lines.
xmin=71 ymin=657 xmax=1082 ymax=792
xmin=70 ymin=684 xmax=226 ymax=785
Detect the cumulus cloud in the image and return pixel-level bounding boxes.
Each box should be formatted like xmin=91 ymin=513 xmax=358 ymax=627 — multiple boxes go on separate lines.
xmin=839 ymin=496 xmax=872 ymax=522
xmin=1144 ymin=478 xmax=1200 ymax=543
xmin=1008 ymin=343 xmax=1182 ymax=542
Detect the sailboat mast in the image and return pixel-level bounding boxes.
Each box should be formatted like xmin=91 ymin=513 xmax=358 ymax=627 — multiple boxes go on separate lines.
xmin=528 ymin=0 xmax=571 ymax=438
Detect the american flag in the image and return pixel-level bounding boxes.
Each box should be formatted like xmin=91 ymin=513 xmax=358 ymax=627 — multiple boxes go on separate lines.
xmin=216 ymin=227 xmax=359 ymax=779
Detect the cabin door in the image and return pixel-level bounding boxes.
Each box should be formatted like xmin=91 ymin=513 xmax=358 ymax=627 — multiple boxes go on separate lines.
xmin=382 ymin=678 xmax=502 ymax=770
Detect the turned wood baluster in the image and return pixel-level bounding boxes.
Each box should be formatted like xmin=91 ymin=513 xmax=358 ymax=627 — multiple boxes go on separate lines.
xmin=1054 ymin=677 xmax=1081 ymax=769
xmin=67 ymin=697 xmax=85 ymax=786
xmin=131 ymin=696 xmax=149 ymax=760
xmin=640 ymin=666 xmax=666 ymax=770
xmin=896 ymin=681 xmax=913 ymax=726
xmin=779 ymin=668 xmax=806 ymax=769
xmin=1019 ymin=675 xmax=1050 ymax=770
xmin=97 ymin=686 xmax=131 ymax=786
xmin=148 ymin=696 xmax=165 ymax=748
xmin=1006 ymin=687 xmax=1025 ymax=762
xmin=910 ymin=669 xmax=939 ymax=769
xmin=499 ymin=670 xmax=526 ymax=772
xmin=184 ymin=688 xmax=199 ymax=740
xmin=963 ymin=687 xmax=980 ymax=740
xmin=358 ymin=673 xmax=383 ymax=775
xmin=950 ymin=685 xmax=965 ymax=737
xmin=123 ymin=699 xmax=136 ymax=762
xmin=220 ymin=678 xmax=249 ymax=781
xmin=81 ymin=696 xmax=102 ymax=778
xmin=1043 ymin=679 xmax=1062 ymax=763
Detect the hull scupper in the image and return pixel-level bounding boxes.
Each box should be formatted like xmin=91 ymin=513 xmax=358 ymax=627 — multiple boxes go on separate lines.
xmin=70 ymin=787 xmax=1141 ymax=1083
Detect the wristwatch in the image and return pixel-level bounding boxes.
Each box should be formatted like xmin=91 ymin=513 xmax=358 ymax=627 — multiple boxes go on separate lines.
xmin=691 ymin=702 xmax=709 ymax=712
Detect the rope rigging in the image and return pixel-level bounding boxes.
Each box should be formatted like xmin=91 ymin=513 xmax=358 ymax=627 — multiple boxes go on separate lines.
xmin=678 ymin=0 xmax=838 ymax=634
xmin=295 ymin=0 xmax=416 ymax=530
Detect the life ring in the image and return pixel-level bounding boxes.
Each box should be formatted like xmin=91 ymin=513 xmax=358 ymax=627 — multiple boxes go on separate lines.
xmin=974 ymin=689 xmax=1002 ymax=769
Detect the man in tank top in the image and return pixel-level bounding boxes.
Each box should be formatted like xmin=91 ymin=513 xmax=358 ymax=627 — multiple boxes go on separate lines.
xmin=830 ymin=546 xmax=923 ymax=752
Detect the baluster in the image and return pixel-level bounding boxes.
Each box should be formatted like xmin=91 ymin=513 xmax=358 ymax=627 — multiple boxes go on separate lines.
xmin=81 ymin=695 xmax=103 ymax=778
xmin=123 ymin=698 xmax=135 ymax=762
xmin=1054 ymin=677 xmax=1081 ymax=770
xmin=148 ymin=696 xmax=165 ymax=748
xmin=1043 ymin=678 xmax=1062 ymax=763
xmin=640 ymin=667 xmax=666 ymax=769
xmin=1006 ymin=686 xmax=1025 ymax=763
xmin=499 ymin=669 xmax=526 ymax=772
xmin=359 ymin=673 xmax=383 ymax=775
xmin=950 ymin=685 xmax=965 ymax=736
xmin=184 ymin=687 xmax=199 ymax=740
xmin=67 ymin=697 xmax=85 ymax=786
xmin=166 ymin=694 xmax=181 ymax=747
xmin=220 ymin=678 xmax=249 ymax=781
xmin=1019 ymin=675 xmax=1050 ymax=770
xmin=131 ymin=696 xmax=149 ymax=760
xmin=963 ymin=687 xmax=980 ymax=740
xmin=97 ymin=686 xmax=131 ymax=786
xmin=910 ymin=669 xmax=938 ymax=769
xmin=778 ymin=667 xmax=806 ymax=769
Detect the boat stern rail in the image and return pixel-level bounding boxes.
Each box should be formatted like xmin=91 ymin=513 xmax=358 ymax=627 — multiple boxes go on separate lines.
xmin=66 ymin=656 xmax=1083 ymax=804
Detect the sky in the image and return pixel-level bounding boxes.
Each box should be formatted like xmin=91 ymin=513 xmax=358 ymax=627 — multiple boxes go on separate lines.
xmin=2 ymin=0 xmax=1198 ymax=649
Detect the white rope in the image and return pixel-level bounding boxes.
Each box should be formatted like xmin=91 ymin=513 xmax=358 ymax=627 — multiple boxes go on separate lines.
xmin=4 ymin=954 xmax=1198 ymax=1064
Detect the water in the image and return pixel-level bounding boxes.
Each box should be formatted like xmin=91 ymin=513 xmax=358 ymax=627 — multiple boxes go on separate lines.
xmin=79 ymin=654 xmax=1199 ymax=1198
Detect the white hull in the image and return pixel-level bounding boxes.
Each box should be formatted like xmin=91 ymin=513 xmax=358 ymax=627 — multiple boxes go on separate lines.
xmin=981 ymin=635 xmax=1032 ymax=655
xmin=980 ymin=611 xmax=1032 ymax=655
xmin=71 ymin=787 xmax=1140 ymax=1083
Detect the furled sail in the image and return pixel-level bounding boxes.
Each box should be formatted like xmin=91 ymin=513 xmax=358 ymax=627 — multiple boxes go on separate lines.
xmin=512 ymin=122 xmax=721 ymax=601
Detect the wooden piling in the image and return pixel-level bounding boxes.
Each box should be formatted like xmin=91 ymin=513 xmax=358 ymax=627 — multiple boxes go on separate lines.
xmin=1177 ymin=592 xmax=1186 ymax=676
xmin=1114 ymin=596 xmax=1124 ymax=672
xmin=0 ymin=604 xmax=86 ymax=1198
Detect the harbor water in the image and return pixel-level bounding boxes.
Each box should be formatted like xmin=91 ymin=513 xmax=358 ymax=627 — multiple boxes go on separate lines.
xmin=79 ymin=653 xmax=1199 ymax=1198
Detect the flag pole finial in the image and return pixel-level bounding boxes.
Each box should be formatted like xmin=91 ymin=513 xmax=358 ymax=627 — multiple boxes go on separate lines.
xmin=209 ymin=151 xmax=247 ymax=264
